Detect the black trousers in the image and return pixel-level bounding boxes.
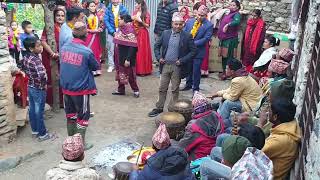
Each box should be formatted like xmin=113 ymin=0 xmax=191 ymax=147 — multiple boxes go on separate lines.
xmin=64 ymin=94 xmax=90 ymax=129
xmin=9 ymin=47 xmax=20 ymax=67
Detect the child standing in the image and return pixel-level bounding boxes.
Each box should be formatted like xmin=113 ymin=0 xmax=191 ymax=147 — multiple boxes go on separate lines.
xmin=22 ymin=36 xmax=53 ymax=141
xmin=8 ymin=21 xmax=20 ymax=66
xmin=20 ymin=21 xmax=36 ymax=58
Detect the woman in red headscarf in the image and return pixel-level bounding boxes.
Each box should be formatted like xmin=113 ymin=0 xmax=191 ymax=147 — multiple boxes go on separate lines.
xmin=241 ymin=9 xmax=266 ymax=69
xmin=180 ymin=6 xmax=190 ymax=22
xmin=132 ymin=0 xmax=153 ymax=76
xmin=41 ymin=7 xmax=65 ymax=107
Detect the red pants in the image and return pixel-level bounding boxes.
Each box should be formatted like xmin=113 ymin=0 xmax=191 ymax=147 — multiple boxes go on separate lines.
xmin=117 ymin=67 xmax=139 ymax=93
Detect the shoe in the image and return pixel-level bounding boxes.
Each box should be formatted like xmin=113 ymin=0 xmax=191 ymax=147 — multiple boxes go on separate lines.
xmin=148 ymin=108 xmax=163 ymax=117
xmin=84 ymin=143 xmax=94 ymax=151
xmin=133 ymin=92 xmax=140 ymax=98
xmin=180 ymin=86 xmax=192 ymax=91
xmin=112 ymin=91 xmax=125 ymax=96
xmin=32 ymin=132 xmax=39 ymax=138
xmin=77 ymin=127 xmax=93 ymax=150
xmin=90 ymin=112 xmax=95 ymax=117
xmin=38 ymin=133 xmax=55 ymax=142
xmin=96 ymin=70 xmax=102 ymax=75
xmin=107 ymin=66 xmax=114 ymax=72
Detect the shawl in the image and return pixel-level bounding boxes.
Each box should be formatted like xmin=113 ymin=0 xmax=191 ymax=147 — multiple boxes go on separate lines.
xmin=244 ymin=18 xmax=265 ymax=56
xmin=113 ymin=23 xmax=138 ymax=47
xmin=253 ymin=47 xmax=277 ymax=68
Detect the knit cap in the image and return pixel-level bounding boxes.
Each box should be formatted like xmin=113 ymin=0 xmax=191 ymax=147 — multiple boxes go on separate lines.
xmin=62 ymin=133 xmax=84 ymax=161
xmin=222 ymin=135 xmax=252 ymax=165
xmin=152 ymin=123 xmax=171 ymax=150
xmin=278 ymin=48 xmax=295 ymax=62
xmin=192 ymin=91 xmax=209 ymax=114
xmin=268 ymin=59 xmax=290 ymax=75
xmin=172 ymin=12 xmax=184 ymax=22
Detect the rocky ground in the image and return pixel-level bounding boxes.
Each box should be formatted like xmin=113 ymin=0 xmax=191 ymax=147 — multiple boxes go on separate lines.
xmin=0 ymin=67 xmax=228 ymax=180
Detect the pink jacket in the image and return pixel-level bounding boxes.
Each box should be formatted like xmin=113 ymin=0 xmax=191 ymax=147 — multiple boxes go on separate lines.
xmin=8 ymin=28 xmax=20 ymax=50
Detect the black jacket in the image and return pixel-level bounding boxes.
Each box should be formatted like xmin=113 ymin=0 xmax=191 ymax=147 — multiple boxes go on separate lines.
xmin=154 ymin=29 xmax=196 ymax=79
xmin=154 ymin=0 xmax=178 ymax=35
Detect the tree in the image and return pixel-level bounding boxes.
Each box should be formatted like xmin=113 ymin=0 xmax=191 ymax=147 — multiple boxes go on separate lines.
xmin=41 ymin=0 xmax=59 ymax=111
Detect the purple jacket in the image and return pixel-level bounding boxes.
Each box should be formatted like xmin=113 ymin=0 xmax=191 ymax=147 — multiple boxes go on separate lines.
xmin=218 ymin=11 xmax=241 ymax=40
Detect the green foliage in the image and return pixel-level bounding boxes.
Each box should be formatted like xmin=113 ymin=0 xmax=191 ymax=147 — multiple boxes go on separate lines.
xmin=16 ymin=4 xmax=45 ymax=31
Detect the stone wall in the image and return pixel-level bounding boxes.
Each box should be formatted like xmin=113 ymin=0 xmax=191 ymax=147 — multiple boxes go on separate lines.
xmin=241 ymin=0 xmax=291 ymax=32
xmin=292 ymin=0 xmax=318 ymax=120
xmin=178 ymin=0 xmax=292 ymax=33
xmin=0 ymin=10 xmax=16 ymax=145
xmin=290 ymin=0 xmax=320 ymax=179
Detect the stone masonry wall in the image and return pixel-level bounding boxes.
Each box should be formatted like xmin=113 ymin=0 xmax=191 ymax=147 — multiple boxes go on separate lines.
xmin=292 ymin=0 xmax=318 ymax=119
xmin=178 ymin=0 xmax=292 ymax=33
xmin=291 ymin=0 xmax=320 ymax=178
xmin=0 ymin=10 xmax=16 ymax=145
xmin=241 ymin=0 xmax=291 ymax=33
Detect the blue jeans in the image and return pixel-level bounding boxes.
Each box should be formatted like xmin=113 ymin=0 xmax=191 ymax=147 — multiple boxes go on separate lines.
xmin=217 ymin=100 xmax=242 ymax=128
xmin=186 ymin=58 xmax=203 ymax=91
xmin=28 ymin=87 xmax=47 ymax=136
xmin=200 ymin=159 xmax=231 ymax=180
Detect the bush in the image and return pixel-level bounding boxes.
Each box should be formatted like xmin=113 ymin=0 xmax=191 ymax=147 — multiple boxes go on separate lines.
xmin=16 ymin=4 xmax=45 ymax=31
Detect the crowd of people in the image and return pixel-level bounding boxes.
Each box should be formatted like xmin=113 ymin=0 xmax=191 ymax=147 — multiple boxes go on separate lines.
xmin=5 ymin=0 xmax=302 ymax=179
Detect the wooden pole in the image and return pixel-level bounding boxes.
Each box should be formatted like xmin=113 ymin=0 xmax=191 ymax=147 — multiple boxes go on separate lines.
xmin=42 ymin=0 xmax=60 ymax=111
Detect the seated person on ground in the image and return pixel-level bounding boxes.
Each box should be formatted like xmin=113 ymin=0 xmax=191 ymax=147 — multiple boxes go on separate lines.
xmin=46 ymin=134 xmax=99 ymax=180
xmin=238 ymin=79 xmax=295 ymax=137
xmin=178 ymin=92 xmax=224 ymax=161
xmin=130 ymin=123 xmax=194 ymax=180
xmin=200 ymin=135 xmax=252 ymax=180
xmin=212 ymin=123 xmax=265 ymax=163
xmin=209 ymin=58 xmax=262 ymax=129
xmin=260 ymin=98 xmax=301 ymax=180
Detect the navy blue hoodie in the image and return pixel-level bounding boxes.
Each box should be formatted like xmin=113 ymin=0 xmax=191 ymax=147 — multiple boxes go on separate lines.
xmin=60 ymin=38 xmax=99 ymax=96
xmin=130 ymin=146 xmax=195 ymax=180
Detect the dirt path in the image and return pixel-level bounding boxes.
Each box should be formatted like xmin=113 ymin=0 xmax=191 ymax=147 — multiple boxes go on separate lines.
xmin=0 ymin=69 xmax=228 ymax=180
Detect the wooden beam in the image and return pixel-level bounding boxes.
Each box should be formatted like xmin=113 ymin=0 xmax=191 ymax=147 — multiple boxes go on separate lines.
xmin=0 ymin=0 xmax=65 ymax=5
xmin=0 ymin=0 xmax=42 ymax=3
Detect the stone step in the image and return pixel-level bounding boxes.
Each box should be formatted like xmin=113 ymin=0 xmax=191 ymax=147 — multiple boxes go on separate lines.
xmin=15 ymin=107 xmax=28 ymax=127
xmin=0 ymin=150 xmax=45 ymax=172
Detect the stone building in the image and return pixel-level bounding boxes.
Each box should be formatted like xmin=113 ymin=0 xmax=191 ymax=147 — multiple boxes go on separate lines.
xmin=0 ymin=10 xmax=17 ymax=145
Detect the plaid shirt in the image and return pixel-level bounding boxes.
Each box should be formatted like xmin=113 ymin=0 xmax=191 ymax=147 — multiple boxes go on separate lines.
xmin=22 ymin=52 xmax=47 ymax=90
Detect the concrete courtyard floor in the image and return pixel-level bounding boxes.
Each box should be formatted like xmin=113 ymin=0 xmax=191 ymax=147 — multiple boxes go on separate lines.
xmin=0 ymin=69 xmax=228 ymax=180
